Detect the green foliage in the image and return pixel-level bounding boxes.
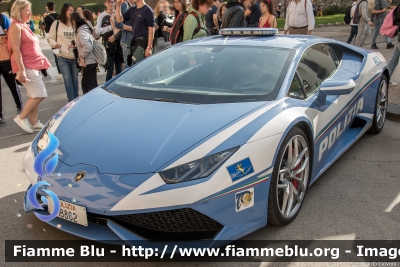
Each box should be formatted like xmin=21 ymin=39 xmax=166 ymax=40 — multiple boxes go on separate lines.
xmin=6 ymin=0 xmax=14 ymax=14
xmin=85 ymin=3 xmax=106 ymax=14
xmin=276 ymin=14 xmax=346 ymax=29
xmin=322 ymin=5 xmax=351 ymax=16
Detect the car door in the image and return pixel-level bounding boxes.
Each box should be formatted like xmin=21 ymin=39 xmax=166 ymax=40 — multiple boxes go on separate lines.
xmin=288 ymin=43 xmax=351 ymax=179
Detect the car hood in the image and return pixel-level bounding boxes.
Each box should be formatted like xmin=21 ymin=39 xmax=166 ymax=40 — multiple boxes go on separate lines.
xmin=54 ymin=89 xmax=269 ymax=174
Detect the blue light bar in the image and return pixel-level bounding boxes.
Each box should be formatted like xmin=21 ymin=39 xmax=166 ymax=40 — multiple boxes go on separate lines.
xmin=219 ymin=28 xmax=278 ymax=36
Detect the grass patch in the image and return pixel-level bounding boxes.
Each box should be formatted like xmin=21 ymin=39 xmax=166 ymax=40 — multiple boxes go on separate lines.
xmin=277 ymin=14 xmax=345 ymax=29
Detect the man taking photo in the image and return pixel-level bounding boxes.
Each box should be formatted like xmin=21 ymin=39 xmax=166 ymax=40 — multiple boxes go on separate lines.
xmin=115 ymin=0 xmax=134 ymax=68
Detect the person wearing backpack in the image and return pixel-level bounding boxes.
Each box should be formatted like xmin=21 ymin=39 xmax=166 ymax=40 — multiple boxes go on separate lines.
xmin=47 ymin=3 xmax=80 ymax=102
xmin=355 ymin=0 xmax=373 ymax=47
xmin=371 ymin=0 xmax=394 ymax=49
xmin=183 ymin=0 xmax=210 ymax=42
xmin=71 ymin=12 xmax=98 ymax=94
xmin=347 ymin=0 xmax=358 ymax=44
xmin=115 ymin=0 xmax=155 ymax=65
xmin=162 ymin=0 xmax=186 ymax=44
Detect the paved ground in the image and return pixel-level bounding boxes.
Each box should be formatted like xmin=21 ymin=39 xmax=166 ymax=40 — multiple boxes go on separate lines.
xmin=0 ymin=26 xmax=400 ymax=266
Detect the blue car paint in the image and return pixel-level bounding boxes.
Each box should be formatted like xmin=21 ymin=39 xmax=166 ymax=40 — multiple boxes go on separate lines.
xmin=49 ymin=88 xmax=271 ymax=174
xmin=24 ymin=33 xmax=387 ymax=245
xmin=311 ymin=74 xmax=381 ymax=182
xmin=36 ymin=160 xmax=153 ymax=214
xmin=24 ymin=170 xmax=271 ymax=244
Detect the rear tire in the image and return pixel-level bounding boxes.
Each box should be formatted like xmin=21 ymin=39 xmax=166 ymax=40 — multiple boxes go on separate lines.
xmin=368 ymin=75 xmax=388 ymax=134
xmin=268 ymin=127 xmax=311 ymax=226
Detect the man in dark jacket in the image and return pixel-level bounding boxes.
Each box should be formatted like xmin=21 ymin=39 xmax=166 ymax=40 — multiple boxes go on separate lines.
xmin=221 ymin=0 xmax=245 ymax=28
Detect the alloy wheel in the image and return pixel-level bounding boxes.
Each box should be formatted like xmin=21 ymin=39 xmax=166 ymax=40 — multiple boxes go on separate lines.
xmin=376 ymin=79 xmax=388 ymax=129
xmin=276 ymin=135 xmax=310 ymax=219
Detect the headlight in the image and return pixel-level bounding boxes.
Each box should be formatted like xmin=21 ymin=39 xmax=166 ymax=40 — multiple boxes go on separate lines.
xmin=37 ymin=98 xmax=80 ymax=152
xmin=159 ymin=147 xmax=239 ymax=184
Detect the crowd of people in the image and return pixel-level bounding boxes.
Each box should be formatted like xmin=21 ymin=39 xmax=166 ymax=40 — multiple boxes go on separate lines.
xmin=346 ymin=0 xmax=394 ymax=49
xmin=1 ymin=0 xmax=295 ymax=133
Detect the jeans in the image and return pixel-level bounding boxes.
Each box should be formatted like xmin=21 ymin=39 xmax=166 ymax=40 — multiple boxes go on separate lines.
xmin=347 ymin=25 xmax=358 ymax=44
xmin=120 ymin=42 xmax=131 ymax=69
xmin=355 ymin=21 xmax=371 ymax=47
xmin=0 ymin=60 xmax=23 ymax=118
xmin=154 ymin=37 xmax=171 ymax=53
xmin=387 ymin=43 xmax=400 ymax=77
xmin=372 ymin=22 xmax=391 ymax=45
xmin=81 ymin=63 xmax=98 ymax=94
xmin=106 ymin=51 xmax=122 ymax=82
xmin=57 ymin=56 xmax=79 ymax=102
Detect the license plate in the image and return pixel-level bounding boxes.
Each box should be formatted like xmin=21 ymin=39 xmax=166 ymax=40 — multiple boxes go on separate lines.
xmin=47 ymin=197 xmax=88 ymax=227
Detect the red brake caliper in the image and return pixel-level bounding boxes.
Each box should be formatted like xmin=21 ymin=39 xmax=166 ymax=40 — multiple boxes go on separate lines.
xmin=291 ymin=149 xmax=300 ymax=190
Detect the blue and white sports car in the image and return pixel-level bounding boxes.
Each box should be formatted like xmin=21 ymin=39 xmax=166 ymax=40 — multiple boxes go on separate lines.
xmin=23 ymin=28 xmax=388 ymax=244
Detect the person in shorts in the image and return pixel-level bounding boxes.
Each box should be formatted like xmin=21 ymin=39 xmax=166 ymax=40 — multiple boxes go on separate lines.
xmin=8 ymin=0 xmax=51 ymax=133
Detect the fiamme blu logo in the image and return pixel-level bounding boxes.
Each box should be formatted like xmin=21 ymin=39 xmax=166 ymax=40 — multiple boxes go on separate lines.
xmin=27 ymin=131 xmax=60 ymax=221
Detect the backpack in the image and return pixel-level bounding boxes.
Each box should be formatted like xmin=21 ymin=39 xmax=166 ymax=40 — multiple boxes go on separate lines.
xmin=353 ymin=0 xmax=366 ymax=25
xmin=380 ymin=8 xmax=399 ymax=38
xmin=91 ymin=35 xmax=107 ymax=66
xmin=344 ymin=6 xmax=352 ymax=24
xmin=170 ymin=11 xmax=204 ymax=45
xmin=0 ymin=14 xmax=9 ymax=61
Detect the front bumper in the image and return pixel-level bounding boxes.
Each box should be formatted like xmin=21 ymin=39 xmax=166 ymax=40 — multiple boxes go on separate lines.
xmin=23 ymin=144 xmax=272 ymax=246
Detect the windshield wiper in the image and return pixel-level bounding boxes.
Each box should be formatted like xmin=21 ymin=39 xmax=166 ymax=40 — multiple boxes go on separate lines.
xmin=152 ymin=98 xmax=198 ymax=104
xmin=125 ymin=96 xmax=197 ymax=104
xmin=101 ymin=86 xmax=120 ymax=97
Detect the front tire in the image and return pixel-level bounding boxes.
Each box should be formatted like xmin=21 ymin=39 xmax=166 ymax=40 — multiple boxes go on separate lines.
xmin=268 ymin=127 xmax=311 ymax=226
xmin=368 ymin=75 xmax=388 ymax=134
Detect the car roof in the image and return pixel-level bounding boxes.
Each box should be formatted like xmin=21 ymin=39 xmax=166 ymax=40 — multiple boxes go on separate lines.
xmin=178 ymin=34 xmax=329 ymax=50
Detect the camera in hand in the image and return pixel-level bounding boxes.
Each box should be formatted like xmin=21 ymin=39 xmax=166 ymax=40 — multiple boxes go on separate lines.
xmin=161 ymin=15 xmax=174 ymax=28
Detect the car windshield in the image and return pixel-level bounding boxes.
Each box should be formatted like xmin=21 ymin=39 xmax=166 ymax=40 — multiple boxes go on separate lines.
xmin=105 ymin=45 xmax=295 ymax=104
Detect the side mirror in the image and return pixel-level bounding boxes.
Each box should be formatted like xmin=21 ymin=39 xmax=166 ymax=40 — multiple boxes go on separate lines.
xmin=320 ymin=79 xmax=355 ymax=95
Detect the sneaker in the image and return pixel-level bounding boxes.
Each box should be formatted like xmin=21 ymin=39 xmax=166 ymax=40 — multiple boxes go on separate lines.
xmin=387 ymin=43 xmax=395 ymax=49
xmin=371 ymin=44 xmax=379 ymax=49
xmin=0 ymin=117 xmax=5 ymax=126
xmin=17 ymin=108 xmax=22 ymax=115
xmin=389 ymin=80 xmax=398 ymax=87
xmin=13 ymin=115 xmax=33 ymax=133
xmin=31 ymin=121 xmax=44 ymax=131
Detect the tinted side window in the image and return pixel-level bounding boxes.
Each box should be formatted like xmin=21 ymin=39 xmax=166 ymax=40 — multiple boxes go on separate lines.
xmin=297 ymin=44 xmax=338 ymax=97
xmin=326 ymin=43 xmax=343 ymax=67
xmin=288 ymin=74 xmax=305 ymax=99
